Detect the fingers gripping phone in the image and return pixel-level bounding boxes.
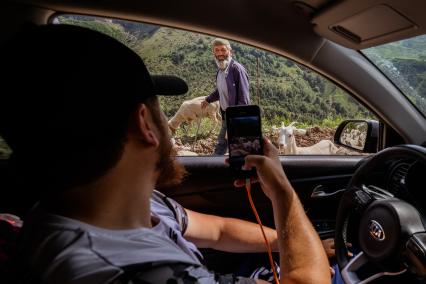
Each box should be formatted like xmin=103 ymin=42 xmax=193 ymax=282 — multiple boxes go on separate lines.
xmin=226 ymin=105 xmax=263 ymax=178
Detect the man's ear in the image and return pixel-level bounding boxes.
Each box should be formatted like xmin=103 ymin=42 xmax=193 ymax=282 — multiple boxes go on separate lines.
xmin=134 ymin=103 xmax=160 ymax=148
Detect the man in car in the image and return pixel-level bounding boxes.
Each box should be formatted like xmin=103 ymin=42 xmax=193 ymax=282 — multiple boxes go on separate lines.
xmin=201 ymin=38 xmax=251 ymax=155
xmin=0 ymin=24 xmax=330 ymax=283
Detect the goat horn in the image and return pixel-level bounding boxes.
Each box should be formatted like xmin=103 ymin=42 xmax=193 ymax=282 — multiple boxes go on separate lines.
xmin=289 ymin=121 xmax=297 ymax=127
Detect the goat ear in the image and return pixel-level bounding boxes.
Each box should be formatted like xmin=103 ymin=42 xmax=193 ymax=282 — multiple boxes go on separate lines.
xmin=295 ymin=129 xmax=307 ymax=135
xmin=289 ymin=121 xmax=297 ymax=128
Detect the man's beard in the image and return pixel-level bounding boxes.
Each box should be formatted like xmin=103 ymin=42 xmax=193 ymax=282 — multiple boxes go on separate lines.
xmin=155 ymin=122 xmax=187 ymax=188
xmin=215 ymin=55 xmax=231 ymax=70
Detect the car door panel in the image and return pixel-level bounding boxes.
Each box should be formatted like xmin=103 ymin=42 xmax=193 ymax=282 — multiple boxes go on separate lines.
xmin=160 ymin=156 xmax=364 ymax=231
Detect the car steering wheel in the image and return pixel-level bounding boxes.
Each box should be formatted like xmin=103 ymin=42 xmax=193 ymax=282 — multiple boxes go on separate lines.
xmin=335 ymin=145 xmax=426 ymax=283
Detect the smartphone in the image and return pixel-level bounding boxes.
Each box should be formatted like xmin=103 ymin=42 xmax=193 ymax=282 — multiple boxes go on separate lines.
xmin=226 ymin=105 xmax=263 ymax=178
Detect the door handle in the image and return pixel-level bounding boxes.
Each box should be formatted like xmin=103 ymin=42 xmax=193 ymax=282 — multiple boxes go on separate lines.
xmin=311 ymin=185 xmax=346 ymax=199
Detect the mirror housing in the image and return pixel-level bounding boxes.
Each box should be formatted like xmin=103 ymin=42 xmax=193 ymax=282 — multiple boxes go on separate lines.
xmin=334 ymin=120 xmax=379 ymax=153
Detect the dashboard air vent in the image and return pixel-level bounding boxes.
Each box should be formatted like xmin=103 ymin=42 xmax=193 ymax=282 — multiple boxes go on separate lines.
xmin=389 ymin=162 xmax=410 ymax=194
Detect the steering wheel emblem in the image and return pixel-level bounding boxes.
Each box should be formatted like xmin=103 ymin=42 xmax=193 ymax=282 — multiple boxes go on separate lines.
xmin=368 ymin=220 xmax=385 ymax=241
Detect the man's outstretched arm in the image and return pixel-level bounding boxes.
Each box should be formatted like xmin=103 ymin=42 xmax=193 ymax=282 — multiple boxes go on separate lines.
xmin=205 ymin=89 xmax=220 ymax=104
xmin=185 ymin=207 xmax=337 ymax=258
xmin=184 ymin=209 xmax=278 ymax=253
xmin=184 ymin=139 xmax=330 ymax=283
xmin=240 ymin=138 xmax=330 ymax=284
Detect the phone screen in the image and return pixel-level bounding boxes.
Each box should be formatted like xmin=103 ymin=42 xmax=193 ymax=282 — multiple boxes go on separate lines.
xmin=228 ymin=116 xmax=262 ymax=158
xmin=226 ymin=106 xmax=263 ymax=178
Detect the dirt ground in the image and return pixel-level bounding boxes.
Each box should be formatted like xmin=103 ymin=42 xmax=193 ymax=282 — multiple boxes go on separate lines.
xmin=293 ymin=126 xmax=335 ymax=147
xmin=174 ymin=126 xmax=336 ymax=155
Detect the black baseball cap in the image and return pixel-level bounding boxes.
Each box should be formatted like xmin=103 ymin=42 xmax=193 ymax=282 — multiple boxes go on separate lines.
xmin=0 ymin=24 xmax=187 ymax=153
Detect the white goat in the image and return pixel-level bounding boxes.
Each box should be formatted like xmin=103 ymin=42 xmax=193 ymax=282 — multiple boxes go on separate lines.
xmin=176 ymin=150 xmax=198 ymax=156
xmin=168 ymin=96 xmax=221 ymax=132
xmin=275 ymin=122 xmax=339 ymax=155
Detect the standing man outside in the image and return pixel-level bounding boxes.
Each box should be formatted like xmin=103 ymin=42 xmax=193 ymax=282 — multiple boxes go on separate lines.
xmin=201 ymin=38 xmax=250 ymax=155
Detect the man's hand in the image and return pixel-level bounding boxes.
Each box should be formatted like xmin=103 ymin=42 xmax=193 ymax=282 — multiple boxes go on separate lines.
xmin=322 ymin=238 xmax=335 ymax=258
xmin=234 ymin=137 xmax=291 ymax=200
xmin=321 ymin=238 xmax=352 ymax=258
xmin=201 ymin=100 xmax=209 ymax=109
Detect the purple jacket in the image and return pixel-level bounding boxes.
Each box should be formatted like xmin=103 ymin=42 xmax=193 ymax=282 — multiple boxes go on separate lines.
xmin=205 ymin=59 xmax=250 ymax=108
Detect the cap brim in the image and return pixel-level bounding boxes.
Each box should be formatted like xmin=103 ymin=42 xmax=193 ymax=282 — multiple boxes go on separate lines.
xmin=152 ymin=75 xmax=188 ymax=96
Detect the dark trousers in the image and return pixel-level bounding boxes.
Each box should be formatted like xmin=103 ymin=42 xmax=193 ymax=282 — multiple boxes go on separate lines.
xmin=214 ymin=119 xmax=228 ymax=155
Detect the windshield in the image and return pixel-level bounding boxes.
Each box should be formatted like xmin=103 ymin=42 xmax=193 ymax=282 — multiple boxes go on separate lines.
xmin=362 ymin=34 xmax=426 ymax=117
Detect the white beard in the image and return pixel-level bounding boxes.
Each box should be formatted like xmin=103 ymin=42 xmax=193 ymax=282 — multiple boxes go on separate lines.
xmin=215 ymin=55 xmax=231 ymax=70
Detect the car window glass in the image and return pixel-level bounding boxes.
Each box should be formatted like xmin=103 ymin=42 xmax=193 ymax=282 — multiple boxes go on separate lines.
xmin=55 ymin=14 xmax=377 ymax=156
xmin=362 ymin=34 xmax=426 ymax=118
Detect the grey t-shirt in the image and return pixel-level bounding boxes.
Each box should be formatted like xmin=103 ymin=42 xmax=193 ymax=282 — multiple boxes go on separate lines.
xmin=217 ymin=64 xmax=230 ymax=110
xmin=19 ymin=191 xmax=255 ymax=284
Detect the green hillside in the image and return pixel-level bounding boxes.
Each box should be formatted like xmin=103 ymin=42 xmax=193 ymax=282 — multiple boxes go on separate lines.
xmin=58 ymin=16 xmax=373 ymax=127
xmin=136 ymin=26 xmax=371 ymax=125
xmin=364 ymin=36 xmax=426 ymax=60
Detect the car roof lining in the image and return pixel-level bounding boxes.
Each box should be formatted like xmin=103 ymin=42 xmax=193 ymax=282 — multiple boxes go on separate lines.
xmin=311 ymin=0 xmax=426 ymax=49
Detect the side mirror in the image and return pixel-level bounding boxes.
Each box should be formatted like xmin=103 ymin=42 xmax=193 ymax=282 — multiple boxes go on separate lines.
xmin=334 ymin=120 xmax=379 ymax=153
